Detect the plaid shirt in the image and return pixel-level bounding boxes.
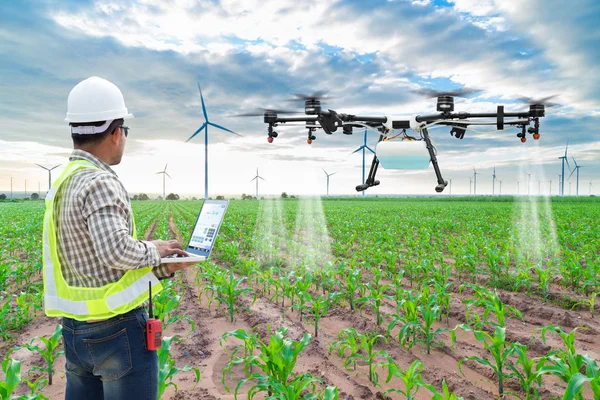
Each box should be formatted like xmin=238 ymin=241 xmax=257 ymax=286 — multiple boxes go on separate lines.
xmin=54 ymin=149 xmax=171 ymax=287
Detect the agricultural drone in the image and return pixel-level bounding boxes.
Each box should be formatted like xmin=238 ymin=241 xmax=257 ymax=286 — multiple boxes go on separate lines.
xmin=235 ymin=89 xmax=552 ymax=193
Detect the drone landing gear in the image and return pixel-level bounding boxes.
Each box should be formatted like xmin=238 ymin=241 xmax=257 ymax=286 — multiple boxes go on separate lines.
xmin=355 ymin=127 xmax=448 ymax=193
xmin=421 ymin=127 xmax=448 ymax=193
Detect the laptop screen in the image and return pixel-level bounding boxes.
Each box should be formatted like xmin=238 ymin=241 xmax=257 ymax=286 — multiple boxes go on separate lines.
xmin=186 ymin=200 xmax=229 ymax=258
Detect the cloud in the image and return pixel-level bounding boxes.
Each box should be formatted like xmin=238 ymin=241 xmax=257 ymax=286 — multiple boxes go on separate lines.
xmin=0 ymin=0 xmax=599 ymax=195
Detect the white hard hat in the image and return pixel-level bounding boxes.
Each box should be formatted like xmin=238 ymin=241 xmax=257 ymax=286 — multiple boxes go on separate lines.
xmin=65 ymin=76 xmax=134 ymax=123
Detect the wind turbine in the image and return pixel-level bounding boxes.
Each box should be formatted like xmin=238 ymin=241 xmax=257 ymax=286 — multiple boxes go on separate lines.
xmin=449 ymin=178 xmax=452 ymax=195
xmin=557 ymin=174 xmax=562 ymax=196
xmin=473 ymin=167 xmax=478 ymax=195
xmin=186 ymin=83 xmax=240 ymax=201
xmin=250 ymin=167 xmax=265 ymax=200
xmin=492 ymin=166 xmax=496 ymax=195
xmin=558 ymin=141 xmax=571 ymax=196
xmin=549 ymin=180 xmax=552 ymax=196
xmin=322 ymin=169 xmax=336 ymax=197
xmin=499 ymin=180 xmax=503 ymax=195
xmin=538 ymin=180 xmax=541 ymax=195
xmin=568 ymin=156 xmax=583 ymax=196
xmin=36 ymin=164 xmax=61 ymax=192
xmin=156 ymin=164 xmax=171 ymax=200
xmin=517 ymin=181 xmax=520 ymax=195
xmin=469 ymin=177 xmax=473 ymax=195
xmin=525 ymin=172 xmax=532 ymax=196
xmin=590 ymin=181 xmax=593 ymax=195
xmin=351 ymin=130 xmax=375 ymax=198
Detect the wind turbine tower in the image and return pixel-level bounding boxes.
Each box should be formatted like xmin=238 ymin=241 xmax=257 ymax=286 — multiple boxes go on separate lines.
xmin=473 ymin=167 xmax=478 ymax=195
xmin=499 ymin=180 xmax=502 ymax=195
xmin=250 ymin=167 xmax=265 ymax=200
xmin=492 ymin=166 xmax=496 ymax=195
xmin=568 ymin=156 xmax=583 ymax=196
xmin=186 ymin=83 xmax=240 ymax=201
xmin=156 ymin=164 xmax=171 ymax=200
xmin=525 ymin=172 xmax=532 ymax=196
xmin=558 ymin=141 xmax=571 ymax=196
xmin=351 ymin=130 xmax=375 ymax=198
xmin=322 ymin=169 xmax=336 ymax=197
xmin=469 ymin=177 xmax=472 ymax=195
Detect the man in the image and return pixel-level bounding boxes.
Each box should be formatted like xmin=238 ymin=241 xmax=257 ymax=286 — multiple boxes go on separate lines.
xmin=42 ymin=76 xmax=197 ymax=400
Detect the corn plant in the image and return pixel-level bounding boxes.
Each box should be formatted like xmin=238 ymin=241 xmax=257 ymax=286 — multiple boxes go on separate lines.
xmin=153 ymin=282 xmax=196 ymax=330
xmin=357 ymin=281 xmax=389 ymax=326
xmin=428 ymin=380 xmax=464 ymax=400
xmin=221 ymin=328 xmax=261 ymax=377
xmin=562 ymin=354 xmax=600 ymax=400
xmin=533 ymin=325 xmax=597 ymax=399
xmin=387 ymin=290 xmax=419 ymax=347
xmin=22 ymin=375 xmax=49 ymax=400
xmin=18 ymin=324 xmax=64 ymax=386
xmin=339 ymin=267 xmax=362 ymax=312
xmin=221 ymin=326 xmax=338 ymax=399
xmin=451 ymin=324 xmax=516 ymax=396
xmin=329 ymin=328 xmax=388 ymax=385
xmin=571 ymin=292 xmax=598 ymax=317
xmin=297 ymin=292 xmax=338 ymax=337
xmin=0 ymin=348 xmax=21 ymax=399
xmin=461 ymin=284 xmax=523 ymax=329
xmin=505 ymin=343 xmax=545 ymax=400
xmin=534 ymin=264 xmax=553 ymax=300
xmin=206 ymin=270 xmax=255 ymax=322
xmin=157 ymin=336 xmax=200 ymax=400
xmin=384 ymin=359 xmax=434 ymax=399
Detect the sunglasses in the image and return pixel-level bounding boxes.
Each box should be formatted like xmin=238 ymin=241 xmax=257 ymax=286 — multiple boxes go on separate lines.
xmin=120 ymin=126 xmax=130 ymax=137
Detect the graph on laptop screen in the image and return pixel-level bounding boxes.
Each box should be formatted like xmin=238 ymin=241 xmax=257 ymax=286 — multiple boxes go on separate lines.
xmin=188 ymin=202 xmax=227 ymax=257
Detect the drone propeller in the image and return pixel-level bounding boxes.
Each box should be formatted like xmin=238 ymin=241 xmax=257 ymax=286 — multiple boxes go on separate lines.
xmin=515 ymin=94 xmax=560 ymax=107
xmin=230 ymin=108 xmax=300 ymax=117
xmin=287 ymin=91 xmax=334 ymax=102
xmin=411 ymin=87 xmax=480 ymax=98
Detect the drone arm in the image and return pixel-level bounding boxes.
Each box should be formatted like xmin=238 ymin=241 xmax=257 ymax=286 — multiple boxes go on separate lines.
xmin=356 ymin=134 xmax=384 ymax=192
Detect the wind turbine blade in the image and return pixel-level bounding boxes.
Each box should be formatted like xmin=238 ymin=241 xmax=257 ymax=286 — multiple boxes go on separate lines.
xmin=365 ymin=146 xmax=375 ymax=154
xmin=322 ymin=168 xmax=328 ymax=175
xmin=208 ymin=122 xmax=241 ymax=136
xmin=250 ymin=176 xmax=257 ymax=182
xmin=330 ymin=172 xmax=337 ymax=176
xmin=567 ymin=168 xmax=576 ymax=181
xmin=186 ymin=122 xmax=207 ymax=142
xmin=198 ymin=82 xmax=208 ymax=121
xmin=164 ymin=164 xmax=168 ymax=172
xmin=50 ymin=164 xmax=61 ymax=171
xmin=36 ymin=164 xmax=49 ymax=170
xmin=351 ymin=146 xmax=364 ymax=154
xmin=156 ymin=172 xmax=163 ymax=175
xmin=259 ymin=176 xmax=266 ymax=181
xmin=572 ymin=156 xmax=578 ymax=168
xmin=165 ymin=173 xmax=172 ymax=179
xmin=565 ymin=157 xmax=572 ymax=171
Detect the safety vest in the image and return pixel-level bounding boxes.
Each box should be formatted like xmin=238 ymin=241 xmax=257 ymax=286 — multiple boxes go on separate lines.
xmin=43 ymin=160 xmax=162 ymax=321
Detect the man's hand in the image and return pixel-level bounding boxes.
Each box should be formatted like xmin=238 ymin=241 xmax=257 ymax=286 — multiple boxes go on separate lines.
xmin=152 ymin=240 xmax=188 ymax=258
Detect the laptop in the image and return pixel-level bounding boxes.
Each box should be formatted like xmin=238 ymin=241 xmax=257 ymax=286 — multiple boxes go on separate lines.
xmin=160 ymin=199 xmax=229 ymax=264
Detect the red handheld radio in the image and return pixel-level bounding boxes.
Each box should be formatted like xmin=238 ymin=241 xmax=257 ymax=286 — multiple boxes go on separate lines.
xmin=146 ymin=281 xmax=162 ymax=351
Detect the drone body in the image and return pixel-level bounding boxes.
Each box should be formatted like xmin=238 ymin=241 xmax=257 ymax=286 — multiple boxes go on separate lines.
xmin=239 ymin=92 xmax=549 ymax=193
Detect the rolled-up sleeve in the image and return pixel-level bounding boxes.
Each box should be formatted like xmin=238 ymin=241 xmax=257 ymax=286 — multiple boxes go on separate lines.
xmin=82 ymin=174 xmax=162 ymax=271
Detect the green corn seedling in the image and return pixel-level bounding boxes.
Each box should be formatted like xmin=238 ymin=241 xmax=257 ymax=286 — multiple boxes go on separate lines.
xmin=221 ymin=328 xmax=260 ymax=377
xmin=221 ymin=326 xmax=337 ymax=399
xmin=505 ymin=343 xmax=545 ymax=400
xmin=428 ymin=380 xmax=465 ymax=400
xmin=157 ymin=336 xmax=200 ymax=400
xmin=384 ymin=359 xmax=434 ymax=399
xmin=19 ymin=324 xmax=64 ymax=386
xmin=329 ymin=328 xmax=388 ymax=385
xmin=299 ymin=292 xmax=338 ymax=337
xmin=357 ymin=282 xmax=389 ymax=326
xmin=340 ymin=267 xmax=362 ymax=311
xmin=452 ymin=324 xmax=516 ymax=396
xmin=0 ymin=348 xmax=22 ymax=399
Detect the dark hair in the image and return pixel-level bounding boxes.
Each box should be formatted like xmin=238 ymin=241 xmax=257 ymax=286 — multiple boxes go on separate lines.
xmin=71 ymin=118 xmax=124 ymax=146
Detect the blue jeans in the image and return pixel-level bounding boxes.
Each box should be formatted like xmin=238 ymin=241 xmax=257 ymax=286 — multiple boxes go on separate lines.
xmin=61 ymin=308 xmax=158 ymax=400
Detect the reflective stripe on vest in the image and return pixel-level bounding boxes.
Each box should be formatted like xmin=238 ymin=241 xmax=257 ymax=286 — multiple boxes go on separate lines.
xmin=43 ymin=160 xmax=162 ymax=321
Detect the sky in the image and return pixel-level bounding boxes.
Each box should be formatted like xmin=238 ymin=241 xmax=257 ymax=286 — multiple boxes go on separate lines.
xmin=0 ymin=0 xmax=599 ymax=197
